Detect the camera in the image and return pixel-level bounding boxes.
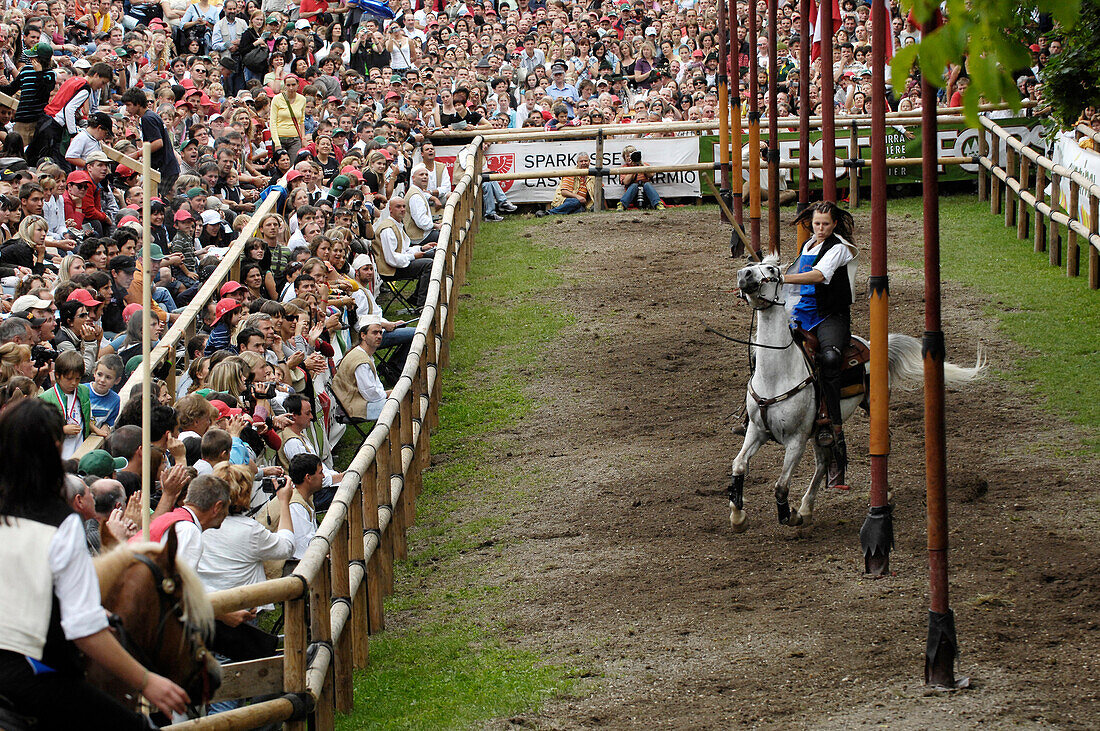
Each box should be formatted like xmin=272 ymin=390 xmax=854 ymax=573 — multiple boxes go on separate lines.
xmin=260 ymin=476 xmax=278 ymax=495
xmin=31 ymin=344 xmax=58 ymax=367
xmin=251 ymin=382 xmax=276 ymax=400
xmin=630 ymin=150 xmax=642 ymax=163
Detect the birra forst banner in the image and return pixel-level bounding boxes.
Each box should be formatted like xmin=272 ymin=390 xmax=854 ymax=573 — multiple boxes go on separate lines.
xmin=698 ymin=116 xmax=1045 ymax=193
xmin=436 ymin=137 xmax=701 ymax=203
xmin=1051 ymin=132 xmax=1099 ymax=230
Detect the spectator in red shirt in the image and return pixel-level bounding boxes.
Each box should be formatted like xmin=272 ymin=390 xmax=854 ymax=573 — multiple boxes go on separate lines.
xmin=62 ymin=171 xmax=93 ymax=231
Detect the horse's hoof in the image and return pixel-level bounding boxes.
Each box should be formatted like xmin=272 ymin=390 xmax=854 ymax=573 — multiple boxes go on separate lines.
xmin=796 ymin=513 xmax=814 ymax=538
xmin=786 ymin=512 xmax=804 ymax=527
xmin=777 ymin=500 xmax=791 ymax=525
xmin=729 ymin=507 xmax=749 ymax=533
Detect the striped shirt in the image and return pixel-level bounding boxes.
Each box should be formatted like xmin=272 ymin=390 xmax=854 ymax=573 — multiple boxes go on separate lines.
xmin=0 ymin=67 xmax=55 ymax=122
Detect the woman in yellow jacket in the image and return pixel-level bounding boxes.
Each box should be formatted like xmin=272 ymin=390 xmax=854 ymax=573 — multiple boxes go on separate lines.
xmin=270 ymin=75 xmax=307 ymax=160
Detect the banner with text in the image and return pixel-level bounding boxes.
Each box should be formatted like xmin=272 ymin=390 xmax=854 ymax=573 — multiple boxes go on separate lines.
xmin=436 ymin=137 xmax=701 ymax=203
xmin=698 ymin=116 xmax=1046 ymax=194
xmin=1051 ymin=132 xmax=1099 ymax=230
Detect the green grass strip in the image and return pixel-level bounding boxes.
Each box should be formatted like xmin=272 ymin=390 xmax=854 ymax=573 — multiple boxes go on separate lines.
xmin=337 ymin=216 xmax=576 ymax=730
xmin=890 ymin=195 xmax=1100 ymax=450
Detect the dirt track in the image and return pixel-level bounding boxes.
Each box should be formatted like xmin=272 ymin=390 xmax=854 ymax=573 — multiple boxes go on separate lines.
xmin=467 ymin=207 xmax=1100 ymax=729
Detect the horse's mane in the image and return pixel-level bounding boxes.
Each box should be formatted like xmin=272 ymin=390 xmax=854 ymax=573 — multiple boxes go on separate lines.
xmin=760 ymin=252 xmax=782 ymax=267
xmin=94 ymin=543 xmax=215 ymax=641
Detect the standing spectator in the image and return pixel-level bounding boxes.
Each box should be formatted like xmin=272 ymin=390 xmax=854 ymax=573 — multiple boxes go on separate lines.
xmin=120 ymin=88 xmax=181 ymax=197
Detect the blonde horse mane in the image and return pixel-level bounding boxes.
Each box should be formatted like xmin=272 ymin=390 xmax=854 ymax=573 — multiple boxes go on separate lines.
xmin=94 ymin=543 xmax=215 ymax=641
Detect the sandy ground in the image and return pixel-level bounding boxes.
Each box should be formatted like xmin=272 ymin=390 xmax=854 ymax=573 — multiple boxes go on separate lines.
xmin=450 ymin=207 xmax=1100 ymax=729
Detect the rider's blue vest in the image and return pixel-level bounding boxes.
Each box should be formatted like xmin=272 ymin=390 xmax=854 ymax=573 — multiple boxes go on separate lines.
xmin=790 ymin=235 xmax=852 ymax=331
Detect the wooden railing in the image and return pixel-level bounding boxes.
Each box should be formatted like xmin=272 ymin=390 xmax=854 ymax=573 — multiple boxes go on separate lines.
xmin=161 ymin=137 xmax=484 ymax=730
xmin=977 ymin=117 xmax=1100 ymax=289
xmin=72 ymin=175 xmax=286 ymax=460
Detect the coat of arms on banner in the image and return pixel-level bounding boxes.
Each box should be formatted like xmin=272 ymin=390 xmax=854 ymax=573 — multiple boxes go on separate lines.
xmin=485 ymin=154 xmax=515 ymax=191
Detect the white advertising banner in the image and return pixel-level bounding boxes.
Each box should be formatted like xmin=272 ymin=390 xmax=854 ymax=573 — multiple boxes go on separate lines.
xmin=436 ymin=137 xmax=701 ymax=203
xmin=1052 ymin=132 xmax=1099 ymax=229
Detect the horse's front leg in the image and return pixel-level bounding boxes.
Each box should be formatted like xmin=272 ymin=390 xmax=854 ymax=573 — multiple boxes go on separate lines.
xmin=794 ymin=443 xmax=831 ymax=531
xmin=730 ymin=420 xmax=769 ymax=533
xmin=774 ymin=435 xmax=809 ymax=525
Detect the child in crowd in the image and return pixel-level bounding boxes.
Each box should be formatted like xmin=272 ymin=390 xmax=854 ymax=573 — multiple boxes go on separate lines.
xmin=89 ymin=353 xmax=124 ymax=428
xmin=39 ymin=350 xmax=108 ymax=459
xmin=204 ymin=297 xmax=244 ymax=356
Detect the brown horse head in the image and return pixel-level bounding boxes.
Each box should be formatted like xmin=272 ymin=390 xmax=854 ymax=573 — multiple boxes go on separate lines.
xmin=94 ymin=529 xmax=222 ymax=708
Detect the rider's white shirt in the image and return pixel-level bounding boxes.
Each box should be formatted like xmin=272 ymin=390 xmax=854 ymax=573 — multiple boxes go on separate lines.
xmin=801 ymin=237 xmax=855 ymax=284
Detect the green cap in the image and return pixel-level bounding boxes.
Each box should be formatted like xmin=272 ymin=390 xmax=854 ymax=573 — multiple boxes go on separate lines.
xmin=330 ymin=174 xmax=351 ymax=194
xmin=125 ymin=355 xmax=144 ymax=378
xmin=186 ymin=187 xmax=206 ymax=198
xmin=147 ymin=243 xmax=164 ymax=260
xmin=32 ymin=41 xmax=53 ymax=59
xmin=78 ymin=449 xmax=127 ymax=478
xmin=390 ymin=74 xmax=403 ymax=84
xmin=265 ymin=14 xmax=278 ymax=24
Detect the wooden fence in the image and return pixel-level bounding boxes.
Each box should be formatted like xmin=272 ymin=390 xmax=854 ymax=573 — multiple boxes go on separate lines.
xmin=152 ymin=137 xmax=484 ymax=729
xmin=977 ymin=118 xmax=1100 ymax=289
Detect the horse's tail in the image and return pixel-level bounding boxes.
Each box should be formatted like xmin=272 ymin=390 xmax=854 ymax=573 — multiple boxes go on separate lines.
xmin=887 ymin=333 xmax=987 ymax=390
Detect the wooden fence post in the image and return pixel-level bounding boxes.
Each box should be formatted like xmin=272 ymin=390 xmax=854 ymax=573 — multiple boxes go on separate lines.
xmin=978 ymin=128 xmax=989 ymax=202
xmin=331 ymin=518 xmax=354 ymax=713
xmin=388 ymin=413 xmax=408 ymax=563
xmin=309 ymin=557 xmax=335 ymax=731
xmin=1017 ymin=155 xmax=1030 ymax=239
xmin=991 ymin=136 xmax=1002 ymax=216
xmin=283 ymin=595 xmax=308 ymax=731
xmin=1090 ymin=195 xmax=1099 ymax=290
xmin=1049 ymin=171 xmax=1062 ymax=267
xmin=594 ymin=128 xmax=605 ymax=211
xmin=400 ymin=392 xmax=417 ymax=529
xmin=1005 ymin=147 xmax=1017 ymax=228
xmin=375 ymin=431 xmax=395 ymax=598
xmin=363 ymin=460 xmax=385 ymax=634
xmin=1068 ymin=181 xmax=1080 ymax=277
xmin=348 ymin=478 xmax=369 ymax=666
xmin=1034 ymin=165 xmax=1047 ymax=252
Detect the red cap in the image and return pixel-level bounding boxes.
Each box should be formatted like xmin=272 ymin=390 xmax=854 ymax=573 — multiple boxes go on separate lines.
xmin=173 ymin=209 xmax=193 ymax=222
xmin=341 ymin=166 xmax=364 ymax=181
xmin=214 ymin=297 xmax=242 ymax=321
xmin=122 ymin=303 xmax=143 ymax=323
xmin=66 ymin=288 xmax=103 ymax=307
xmin=1029 ymin=43 xmax=1042 ymax=52
xmin=286 ymin=169 xmax=304 ymax=182
xmin=209 ymin=399 xmax=244 ymax=420
xmin=379 ymin=148 xmax=393 ymax=160
xmin=199 ymin=92 xmax=217 ymax=108
xmin=66 ymin=170 xmax=93 ymax=185
xmin=175 ymin=99 xmax=194 ymax=108
xmin=385 ymin=90 xmax=401 ymax=99
xmin=181 ymin=78 xmax=195 ymax=89
xmin=118 ymin=215 xmax=141 ymax=226
xmin=219 ymin=281 xmax=246 ymax=297
xmin=117 ymin=164 xmax=136 ymax=177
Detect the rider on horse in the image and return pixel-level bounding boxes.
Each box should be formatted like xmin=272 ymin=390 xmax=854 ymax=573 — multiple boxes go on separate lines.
xmin=781 ymin=201 xmax=858 ymax=489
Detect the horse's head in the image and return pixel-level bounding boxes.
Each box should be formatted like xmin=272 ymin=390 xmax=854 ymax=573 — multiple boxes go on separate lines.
xmin=736 ymin=255 xmax=785 ymax=308
xmin=96 ymin=530 xmax=222 ymax=708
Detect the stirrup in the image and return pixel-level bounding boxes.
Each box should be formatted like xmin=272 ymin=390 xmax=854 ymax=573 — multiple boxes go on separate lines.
xmin=815 ymin=427 xmax=835 ymax=447
xmin=827 ymin=459 xmax=849 ymax=491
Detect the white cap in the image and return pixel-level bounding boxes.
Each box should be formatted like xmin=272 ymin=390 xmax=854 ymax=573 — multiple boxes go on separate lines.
xmin=205 ymin=195 xmax=230 ymax=211
xmin=200 ymin=210 xmax=222 ymax=225
xmin=295 ymin=18 xmax=311 ymax=29
xmin=11 ymin=294 xmax=52 ymax=314
xmin=358 ymin=313 xmax=383 ymax=331
xmin=351 ymin=254 xmax=373 ymax=272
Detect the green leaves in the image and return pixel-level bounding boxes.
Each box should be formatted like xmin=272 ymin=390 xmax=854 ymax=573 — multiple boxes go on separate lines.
xmin=891 ymin=0 xmax=1086 ymax=127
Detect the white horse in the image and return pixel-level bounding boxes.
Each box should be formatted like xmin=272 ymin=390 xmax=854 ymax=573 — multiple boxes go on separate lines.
xmin=729 ymin=255 xmax=986 ymax=533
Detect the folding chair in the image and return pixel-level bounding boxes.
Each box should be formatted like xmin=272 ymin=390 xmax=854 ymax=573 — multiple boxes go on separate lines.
xmin=326 ymin=385 xmax=375 ymax=442
xmin=374 ymin=340 xmax=408 ymax=388
xmin=377 ymin=277 xmax=421 ymax=319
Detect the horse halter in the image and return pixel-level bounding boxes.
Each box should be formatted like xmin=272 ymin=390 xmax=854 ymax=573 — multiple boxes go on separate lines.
xmin=114 ymin=553 xmax=214 ymax=709
xmin=737 ymin=269 xmax=786 ymax=310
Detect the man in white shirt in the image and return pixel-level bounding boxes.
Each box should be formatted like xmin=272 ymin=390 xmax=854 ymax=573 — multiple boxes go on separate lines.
xmin=279 ymin=394 xmax=344 ymax=510
xmin=285 ymin=453 xmax=325 ymax=559
xmin=372 ymin=196 xmax=436 ymax=307
xmin=420 ymin=142 xmax=450 ymax=209
xmin=404 ymin=165 xmax=441 ymax=246
xmin=151 ymin=474 xmax=230 ymax=570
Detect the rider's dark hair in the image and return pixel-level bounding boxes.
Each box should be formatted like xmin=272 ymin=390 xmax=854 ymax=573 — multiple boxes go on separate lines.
xmin=794 ymin=201 xmax=854 ymax=243
xmin=0 ymin=399 xmax=68 ymax=524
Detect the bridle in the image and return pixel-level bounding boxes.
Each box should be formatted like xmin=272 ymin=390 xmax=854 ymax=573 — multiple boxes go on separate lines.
xmin=737 ymin=266 xmax=786 ymax=311
xmin=110 ymin=553 xmax=214 ymax=712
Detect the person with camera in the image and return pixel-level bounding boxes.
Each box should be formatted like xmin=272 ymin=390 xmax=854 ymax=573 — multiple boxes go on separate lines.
xmin=616 ymin=145 xmax=666 ymax=211
xmin=257 ymin=453 xmax=324 ymax=565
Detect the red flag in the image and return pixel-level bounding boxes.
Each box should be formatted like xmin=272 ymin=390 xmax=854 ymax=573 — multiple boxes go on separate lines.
xmin=877 ymin=0 xmax=894 ymax=61
xmin=810 ymin=0 xmax=842 ymax=62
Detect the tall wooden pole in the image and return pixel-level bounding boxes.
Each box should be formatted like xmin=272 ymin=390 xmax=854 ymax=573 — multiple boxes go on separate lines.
xmin=140 ymin=142 xmax=153 ymax=541
xmin=861 ymin=0 xmax=891 ymax=577
xmin=731 ymin=0 xmax=744 ymax=226
xmin=820 ymin=0 xmax=837 ymax=201
xmin=716 ymin=0 xmax=732 ymax=225
xmin=920 ymin=15 xmax=958 ymax=689
xmin=766 ymin=0 xmax=780 ymax=256
xmin=748 ymin=0 xmax=762 ymax=255
xmin=796 ymin=0 xmax=811 ymax=248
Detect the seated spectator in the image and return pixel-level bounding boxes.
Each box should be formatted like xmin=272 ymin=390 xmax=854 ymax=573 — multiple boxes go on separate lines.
xmin=258 ymin=453 xmax=325 ymax=570
xmin=537 ymin=152 xmax=596 ymax=216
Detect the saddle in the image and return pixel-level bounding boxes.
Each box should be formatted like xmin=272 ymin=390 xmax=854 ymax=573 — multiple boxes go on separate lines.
xmin=792 ymin=326 xmax=871 ymax=422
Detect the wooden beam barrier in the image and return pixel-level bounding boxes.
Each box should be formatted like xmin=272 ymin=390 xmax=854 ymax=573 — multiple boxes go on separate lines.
xmin=102 ymin=144 xmax=162 ymax=184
